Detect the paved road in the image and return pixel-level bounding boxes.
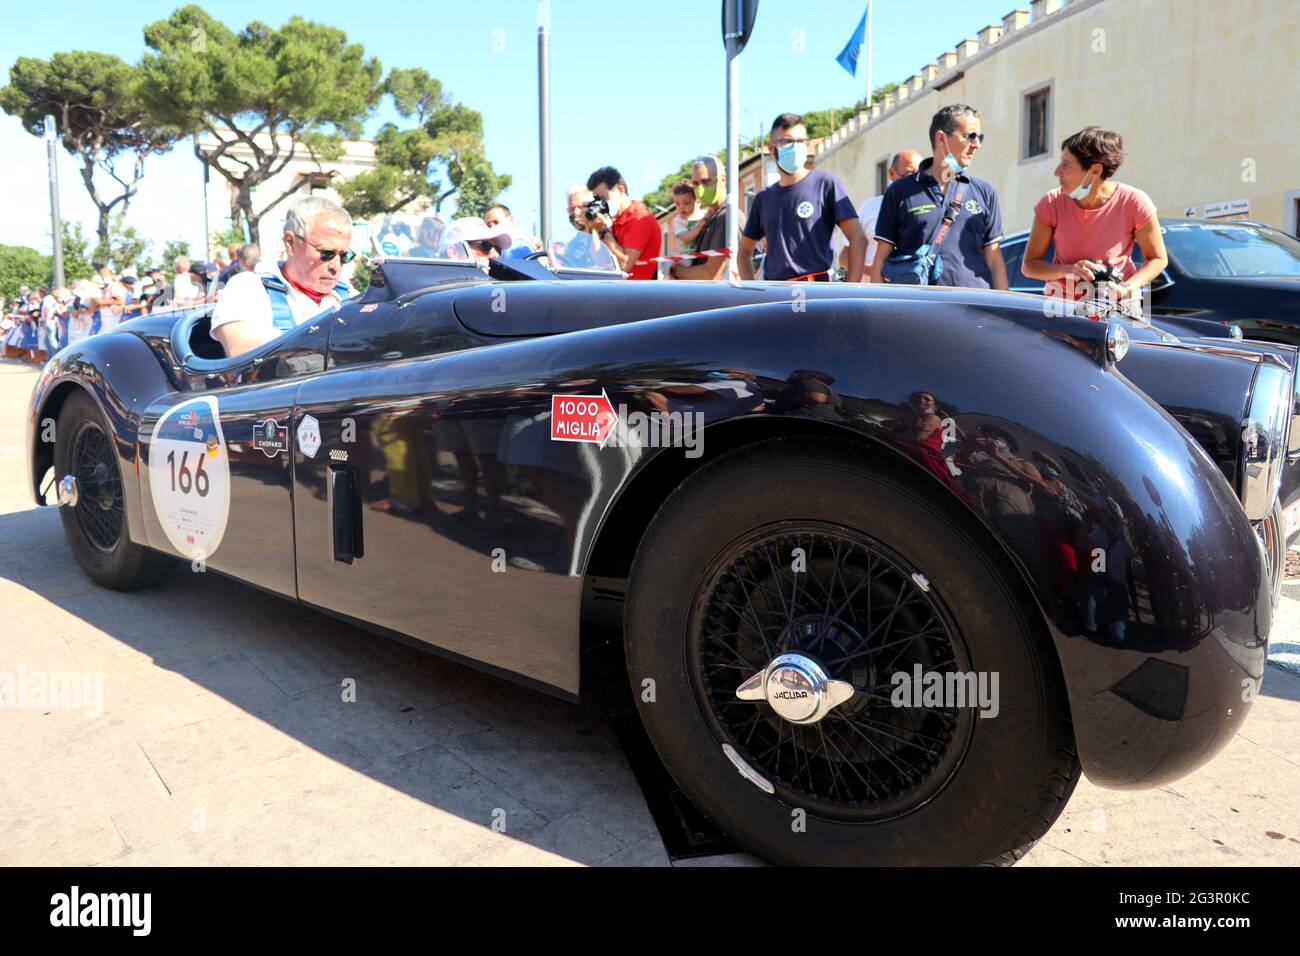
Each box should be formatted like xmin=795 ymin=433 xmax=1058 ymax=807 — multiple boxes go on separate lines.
xmin=1 ymin=356 xmax=1297 ymax=866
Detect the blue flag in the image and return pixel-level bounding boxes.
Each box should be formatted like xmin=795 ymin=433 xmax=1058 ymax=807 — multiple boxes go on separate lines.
xmin=836 ymin=6 xmax=869 ymax=77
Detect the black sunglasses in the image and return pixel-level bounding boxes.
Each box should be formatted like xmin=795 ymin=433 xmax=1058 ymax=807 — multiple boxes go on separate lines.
xmin=297 ymin=234 xmax=356 ymax=264
xmin=952 ymin=131 xmax=985 ymax=144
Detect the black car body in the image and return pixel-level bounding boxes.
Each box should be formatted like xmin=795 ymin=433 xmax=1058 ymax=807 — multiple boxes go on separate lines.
xmin=24 ymin=255 xmax=1298 ymax=865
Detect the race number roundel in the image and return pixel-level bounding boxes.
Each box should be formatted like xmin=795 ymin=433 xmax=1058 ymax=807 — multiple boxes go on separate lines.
xmin=147 ymin=396 xmax=230 ymax=560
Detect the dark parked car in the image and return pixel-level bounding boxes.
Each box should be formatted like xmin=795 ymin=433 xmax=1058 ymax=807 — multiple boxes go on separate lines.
xmin=26 ymin=253 xmax=1296 ymax=865
xmin=1001 ymin=218 xmax=1300 ymax=342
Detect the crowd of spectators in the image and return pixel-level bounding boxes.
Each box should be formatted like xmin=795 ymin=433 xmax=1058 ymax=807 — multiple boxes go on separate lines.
xmin=1 ymin=242 xmax=262 ymax=364
xmin=3 ymin=105 xmax=1166 ymax=366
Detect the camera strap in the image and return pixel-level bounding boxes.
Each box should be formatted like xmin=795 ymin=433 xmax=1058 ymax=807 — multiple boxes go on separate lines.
xmin=928 ymin=181 xmax=967 ymax=256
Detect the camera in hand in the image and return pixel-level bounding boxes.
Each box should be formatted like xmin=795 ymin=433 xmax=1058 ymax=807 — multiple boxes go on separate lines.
xmin=583 ymin=196 xmax=610 ymax=221
xmin=1090 ymin=262 xmax=1119 ymax=284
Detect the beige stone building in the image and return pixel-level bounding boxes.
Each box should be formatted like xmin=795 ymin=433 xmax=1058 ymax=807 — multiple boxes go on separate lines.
xmin=814 ymin=0 xmax=1300 ymax=239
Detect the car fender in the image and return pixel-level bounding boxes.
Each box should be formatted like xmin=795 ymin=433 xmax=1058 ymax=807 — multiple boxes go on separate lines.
xmin=26 ymin=330 xmax=178 ymax=546
xmin=564 ymin=297 xmax=1268 ymax=788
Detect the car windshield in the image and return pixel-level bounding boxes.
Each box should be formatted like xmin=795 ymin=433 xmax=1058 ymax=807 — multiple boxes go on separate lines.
xmin=545 ymin=230 xmax=620 ymax=272
xmin=369 ymin=213 xmax=445 ymax=258
xmin=1163 ymin=222 xmax=1300 ymax=278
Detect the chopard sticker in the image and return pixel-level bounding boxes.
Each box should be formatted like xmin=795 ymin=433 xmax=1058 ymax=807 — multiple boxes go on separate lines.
xmin=796 ymin=200 xmax=815 ymax=219
xmin=551 ymin=391 xmax=617 ymax=446
xmin=252 ymin=418 xmax=288 ymax=458
xmin=297 ymin=414 xmax=322 ymax=458
xmin=148 ymin=395 xmax=231 ymax=560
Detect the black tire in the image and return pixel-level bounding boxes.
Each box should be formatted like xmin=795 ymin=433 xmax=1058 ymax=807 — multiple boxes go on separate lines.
xmin=625 ymin=438 xmax=1079 ymax=866
xmin=55 ymin=390 xmax=175 ymax=591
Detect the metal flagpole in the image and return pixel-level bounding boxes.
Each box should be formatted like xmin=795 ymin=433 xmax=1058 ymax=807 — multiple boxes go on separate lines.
xmin=538 ymin=0 xmax=552 ymax=244
xmin=866 ymin=1 xmax=873 ymax=107
xmin=45 ymin=115 xmax=64 ymax=288
xmin=724 ymin=1 xmax=742 ymax=280
xmin=202 ymin=158 xmax=211 ymax=264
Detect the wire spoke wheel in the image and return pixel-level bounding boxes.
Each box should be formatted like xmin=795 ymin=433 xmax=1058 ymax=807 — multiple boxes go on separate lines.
xmin=69 ymin=421 xmax=124 ymax=553
xmin=688 ymin=522 xmax=975 ymax=822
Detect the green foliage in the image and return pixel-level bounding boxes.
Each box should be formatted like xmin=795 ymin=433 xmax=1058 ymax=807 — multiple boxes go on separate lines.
xmin=137 ymin=5 xmax=383 ymax=242
xmin=0 ymin=51 xmax=179 ymax=243
xmin=60 ymin=221 xmax=97 ymax=282
xmin=210 ymin=225 xmax=247 ymax=260
xmin=93 ymin=213 xmax=151 ymax=272
xmin=161 ymin=239 xmax=192 ymax=268
xmin=337 ymin=66 xmax=509 ymax=218
xmin=349 ymin=257 xmax=371 ymax=293
xmin=453 ymin=158 xmax=511 ymax=219
xmin=0 ymin=245 xmax=51 ymax=301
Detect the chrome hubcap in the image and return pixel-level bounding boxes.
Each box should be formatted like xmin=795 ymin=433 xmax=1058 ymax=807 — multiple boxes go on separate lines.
xmin=736 ymin=652 xmax=855 ymax=725
xmin=57 ymin=474 xmax=79 ymax=508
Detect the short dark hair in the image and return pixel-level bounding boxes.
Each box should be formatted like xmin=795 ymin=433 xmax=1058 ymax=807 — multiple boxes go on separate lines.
xmin=586 ymin=166 xmax=626 ymax=192
xmin=485 ymin=203 xmax=511 ymax=218
xmin=928 ymin=104 xmax=979 ymax=148
xmin=770 ymin=112 xmax=804 ymax=136
xmin=1061 ymin=126 xmax=1124 ymax=179
xmin=670 ymin=179 xmax=695 ymax=197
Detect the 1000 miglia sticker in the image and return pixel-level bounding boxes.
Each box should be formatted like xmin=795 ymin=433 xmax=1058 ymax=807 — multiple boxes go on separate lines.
xmin=147 ymin=395 xmax=231 ymax=560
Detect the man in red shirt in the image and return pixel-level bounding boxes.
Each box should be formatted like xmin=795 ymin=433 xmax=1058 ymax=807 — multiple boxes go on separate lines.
xmin=584 ymin=166 xmax=661 ymax=279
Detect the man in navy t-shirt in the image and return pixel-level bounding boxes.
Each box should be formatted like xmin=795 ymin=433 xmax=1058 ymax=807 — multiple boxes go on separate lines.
xmin=739 ymin=113 xmax=866 ymax=282
xmin=868 ymin=103 xmax=1009 ymax=290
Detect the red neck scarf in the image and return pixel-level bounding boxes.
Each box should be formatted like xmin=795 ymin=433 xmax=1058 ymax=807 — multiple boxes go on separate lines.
xmin=283 ymin=268 xmax=332 ymax=305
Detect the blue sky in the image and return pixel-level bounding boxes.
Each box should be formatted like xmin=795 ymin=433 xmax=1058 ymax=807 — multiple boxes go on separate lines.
xmin=0 ymin=0 xmax=1015 ymax=259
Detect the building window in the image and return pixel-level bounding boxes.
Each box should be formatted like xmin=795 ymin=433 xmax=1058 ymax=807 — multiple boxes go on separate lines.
xmin=875 ymin=159 xmax=889 ymax=196
xmin=1022 ymin=86 xmax=1051 ymax=160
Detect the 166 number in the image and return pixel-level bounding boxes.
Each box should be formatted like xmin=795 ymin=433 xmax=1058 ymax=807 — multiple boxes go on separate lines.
xmin=167 ymin=449 xmax=210 ymax=497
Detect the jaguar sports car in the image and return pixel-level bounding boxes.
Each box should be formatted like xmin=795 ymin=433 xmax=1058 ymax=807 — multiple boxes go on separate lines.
xmin=25 ymin=251 xmax=1299 ymax=866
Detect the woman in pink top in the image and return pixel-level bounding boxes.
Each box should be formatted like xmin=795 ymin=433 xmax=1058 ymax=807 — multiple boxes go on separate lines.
xmin=1022 ymin=127 xmax=1168 ymax=310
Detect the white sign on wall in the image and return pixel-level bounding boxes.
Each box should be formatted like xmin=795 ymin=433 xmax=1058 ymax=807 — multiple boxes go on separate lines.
xmin=1203 ymin=198 xmax=1250 ymax=219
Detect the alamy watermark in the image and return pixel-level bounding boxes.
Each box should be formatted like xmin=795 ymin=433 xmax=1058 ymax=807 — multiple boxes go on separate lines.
xmin=608 ymin=405 xmax=704 ymax=458
xmin=0 ymin=664 xmax=104 ymax=718
xmin=889 ymin=664 xmax=1000 ymax=718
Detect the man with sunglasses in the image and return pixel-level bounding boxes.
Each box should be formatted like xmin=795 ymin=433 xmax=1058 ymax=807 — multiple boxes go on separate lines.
xmin=210 ymin=196 xmax=357 ymax=357
xmin=868 ymin=104 xmax=1009 ymax=290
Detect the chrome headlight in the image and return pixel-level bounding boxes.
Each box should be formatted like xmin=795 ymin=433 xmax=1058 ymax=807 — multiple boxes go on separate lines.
xmin=1241 ymin=357 xmax=1295 ymax=520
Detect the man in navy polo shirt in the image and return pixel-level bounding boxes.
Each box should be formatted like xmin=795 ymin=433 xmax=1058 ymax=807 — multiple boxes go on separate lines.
xmin=738 ymin=113 xmax=866 ymax=282
xmin=868 ymin=104 xmax=1009 ymax=290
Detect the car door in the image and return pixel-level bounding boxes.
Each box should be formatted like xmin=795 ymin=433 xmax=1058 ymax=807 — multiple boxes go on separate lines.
xmin=137 ymin=377 xmax=305 ymax=597
xmin=289 ymin=296 xmax=584 ymax=696
xmin=133 ymin=312 xmax=336 ymax=597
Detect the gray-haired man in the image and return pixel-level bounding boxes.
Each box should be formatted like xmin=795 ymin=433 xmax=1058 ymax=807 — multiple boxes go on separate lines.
xmin=210 ymin=196 xmax=357 ymax=357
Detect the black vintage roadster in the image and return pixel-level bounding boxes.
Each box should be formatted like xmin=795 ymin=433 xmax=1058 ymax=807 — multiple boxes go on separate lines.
xmin=25 ymin=251 xmax=1296 ymax=865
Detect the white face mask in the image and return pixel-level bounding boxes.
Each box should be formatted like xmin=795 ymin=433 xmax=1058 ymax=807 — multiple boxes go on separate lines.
xmin=1068 ymin=170 xmax=1097 ymax=201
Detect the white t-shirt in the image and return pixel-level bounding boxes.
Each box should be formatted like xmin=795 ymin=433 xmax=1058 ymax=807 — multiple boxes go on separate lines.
xmin=831 ymin=194 xmax=885 ymax=269
xmin=173 ymin=272 xmax=200 ymax=304
xmin=98 ymin=280 xmax=125 ymax=330
xmin=210 ymin=264 xmax=348 ymax=340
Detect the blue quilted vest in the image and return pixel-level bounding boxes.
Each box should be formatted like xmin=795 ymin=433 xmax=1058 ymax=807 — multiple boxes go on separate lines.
xmin=261 ymin=271 xmax=352 ymax=333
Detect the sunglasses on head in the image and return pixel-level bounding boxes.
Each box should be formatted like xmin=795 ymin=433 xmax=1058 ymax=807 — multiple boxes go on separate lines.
xmin=296 ymin=234 xmax=356 ymax=264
